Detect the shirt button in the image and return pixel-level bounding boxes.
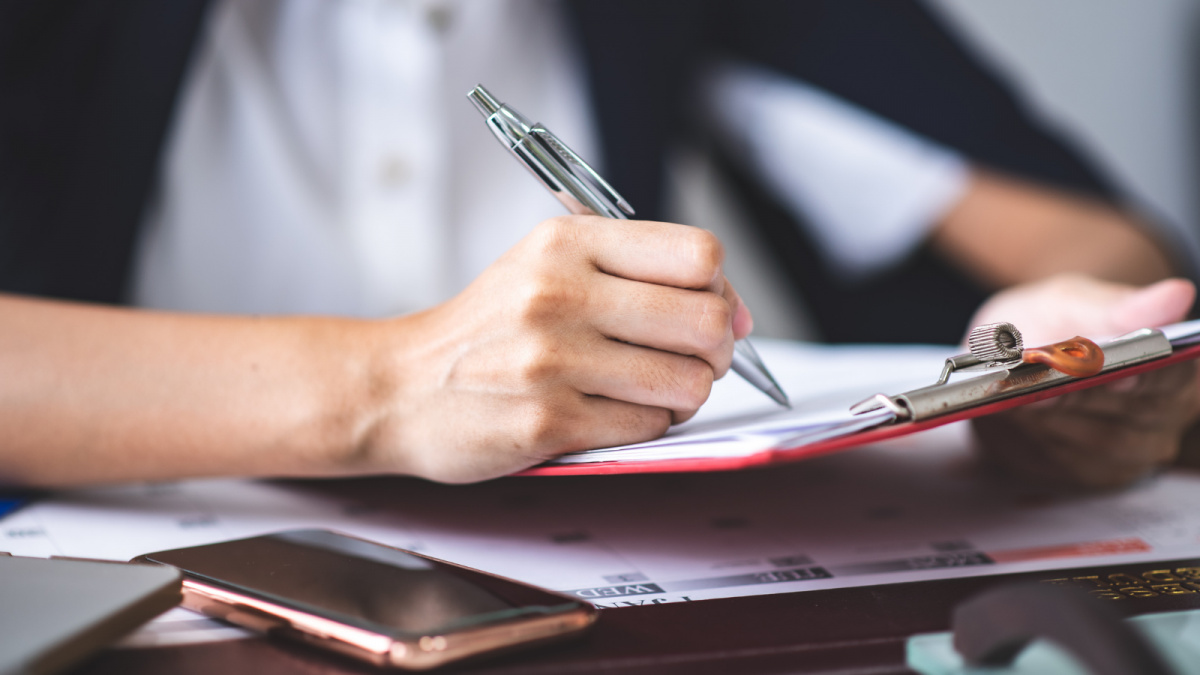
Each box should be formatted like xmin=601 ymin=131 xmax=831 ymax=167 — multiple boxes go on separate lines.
xmin=379 ymin=157 xmax=412 ymax=189
xmin=425 ymin=4 xmax=454 ymax=34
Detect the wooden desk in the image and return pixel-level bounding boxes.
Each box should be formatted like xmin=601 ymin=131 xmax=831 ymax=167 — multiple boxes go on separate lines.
xmin=69 ymin=556 xmax=1200 ymax=675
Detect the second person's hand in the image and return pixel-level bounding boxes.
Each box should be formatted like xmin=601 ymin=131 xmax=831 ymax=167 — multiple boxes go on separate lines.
xmin=969 ymin=274 xmax=1200 ymax=488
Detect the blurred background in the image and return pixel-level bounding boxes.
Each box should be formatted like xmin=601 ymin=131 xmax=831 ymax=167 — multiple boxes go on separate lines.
xmin=678 ymin=0 xmax=1200 ymax=340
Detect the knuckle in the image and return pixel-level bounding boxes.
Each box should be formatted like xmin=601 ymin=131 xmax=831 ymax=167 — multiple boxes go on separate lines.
xmin=692 ymin=294 xmax=733 ymax=350
xmin=625 ymin=407 xmax=672 ymax=442
xmin=523 ymin=403 xmax=568 ymax=450
xmin=604 ymin=403 xmax=670 ymax=445
xmin=523 ymin=399 xmax=598 ymax=457
xmin=513 ymin=274 xmax=585 ymax=327
xmin=676 ymin=359 xmax=714 ymax=410
xmin=683 ymin=229 xmax=724 ymax=285
xmin=643 ymin=407 xmax=673 ymax=437
xmin=630 ymin=354 xmax=712 ymax=410
xmin=512 ymin=337 xmax=565 ymax=385
xmin=531 ymin=216 xmax=580 ymax=256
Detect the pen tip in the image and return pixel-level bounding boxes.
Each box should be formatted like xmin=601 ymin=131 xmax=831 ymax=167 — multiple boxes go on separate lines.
xmin=763 ymin=379 xmax=790 ymax=408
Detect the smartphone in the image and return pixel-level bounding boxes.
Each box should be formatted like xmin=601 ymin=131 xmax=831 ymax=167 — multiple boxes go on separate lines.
xmin=134 ymin=530 xmax=596 ymax=670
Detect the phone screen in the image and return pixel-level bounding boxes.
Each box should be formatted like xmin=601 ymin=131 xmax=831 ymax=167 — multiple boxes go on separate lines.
xmin=141 ymin=530 xmax=578 ymax=636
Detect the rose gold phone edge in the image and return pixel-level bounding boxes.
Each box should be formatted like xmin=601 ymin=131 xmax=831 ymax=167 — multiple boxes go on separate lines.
xmin=134 ymin=534 xmax=598 ymax=671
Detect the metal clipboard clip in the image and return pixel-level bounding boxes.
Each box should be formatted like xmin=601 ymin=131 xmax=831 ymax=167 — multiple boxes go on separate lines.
xmin=850 ymin=322 xmax=1173 ymax=423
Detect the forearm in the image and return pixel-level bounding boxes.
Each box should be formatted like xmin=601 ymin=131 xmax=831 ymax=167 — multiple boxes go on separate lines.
xmin=0 ymin=294 xmax=384 ymax=486
xmin=932 ymin=170 xmax=1174 ymax=289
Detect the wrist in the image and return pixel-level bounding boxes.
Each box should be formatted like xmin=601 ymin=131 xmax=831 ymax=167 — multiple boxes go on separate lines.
xmin=317 ymin=315 xmax=422 ymax=477
xmin=239 ymin=315 xmax=398 ymax=480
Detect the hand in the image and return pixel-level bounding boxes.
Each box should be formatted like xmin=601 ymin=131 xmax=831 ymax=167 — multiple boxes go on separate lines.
xmin=0 ymin=216 xmax=748 ymax=487
xmin=362 ymin=216 xmax=752 ymax=483
xmin=968 ymin=274 xmax=1200 ymax=488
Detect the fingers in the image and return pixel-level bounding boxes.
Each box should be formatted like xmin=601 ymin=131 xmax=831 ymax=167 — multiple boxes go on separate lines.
xmin=525 ymin=396 xmax=675 ymax=462
xmin=1110 ymin=278 xmax=1195 ymax=332
xmin=974 ymin=411 xmax=1149 ymax=489
xmin=532 ymin=216 xmax=727 ymax=291
xmin=507 ymin=217 xmax=744 ymax=441
xmin=568 ymin=338 xmax=714 ymax=423
xmin=588 ymin=274 xmax=735 ymax=377
xmin=1052 ymin=363 xmax=1198 ymax=419
xmin=968 ymin=273 xmax=1197 ymax=348
xmin=978 ymin=407 xmax=1178 ymax=488
xmin=973 ymin=361 xmax=1200 ymax=489
xmin=536 ymin=215 xmax=750 ymax=378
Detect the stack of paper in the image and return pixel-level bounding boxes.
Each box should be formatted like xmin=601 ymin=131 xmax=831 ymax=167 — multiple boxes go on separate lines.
xmin=545 ymin=340 xmax=956 ymax=467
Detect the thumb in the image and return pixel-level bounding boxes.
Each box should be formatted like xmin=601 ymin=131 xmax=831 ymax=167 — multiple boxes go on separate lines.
xmin=1109 ymin=278 xmax=1195 ymax=333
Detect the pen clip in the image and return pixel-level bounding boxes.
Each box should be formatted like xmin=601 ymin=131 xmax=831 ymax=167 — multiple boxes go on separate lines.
xmin=533 ymin=128 xmax=635 ymax=218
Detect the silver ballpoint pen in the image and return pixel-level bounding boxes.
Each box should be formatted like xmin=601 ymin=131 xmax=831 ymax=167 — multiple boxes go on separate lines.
xmin=467 ymin=84 xmax=790 ymax=407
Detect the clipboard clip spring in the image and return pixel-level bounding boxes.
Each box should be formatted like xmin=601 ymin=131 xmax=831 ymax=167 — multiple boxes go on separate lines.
xmin=936 ymin=322 xmax=1026 ymax=385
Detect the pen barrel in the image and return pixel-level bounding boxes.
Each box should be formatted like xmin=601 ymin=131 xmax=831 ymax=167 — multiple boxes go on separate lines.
xmin=508 ymin=135 xmax=628 ymax=219
xmin=470 ymin=87 xmax=627 ymax=219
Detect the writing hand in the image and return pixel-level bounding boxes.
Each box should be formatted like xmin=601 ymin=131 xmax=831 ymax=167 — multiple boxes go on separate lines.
xmin=364 ymin=216 xmax=752 ymax=483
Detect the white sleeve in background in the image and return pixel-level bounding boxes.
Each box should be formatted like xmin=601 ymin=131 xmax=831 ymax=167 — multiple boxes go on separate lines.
xmin=703 ymin=62 xmax=970 ymax=282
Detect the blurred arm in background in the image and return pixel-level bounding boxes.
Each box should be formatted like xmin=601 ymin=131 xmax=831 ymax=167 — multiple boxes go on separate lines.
xmin=934 ymin=169 xmax=1174 ymax=288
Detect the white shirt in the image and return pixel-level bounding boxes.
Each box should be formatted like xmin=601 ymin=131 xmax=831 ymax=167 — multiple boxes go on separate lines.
xmin=132 ymin=0 xmax=968 ymax=316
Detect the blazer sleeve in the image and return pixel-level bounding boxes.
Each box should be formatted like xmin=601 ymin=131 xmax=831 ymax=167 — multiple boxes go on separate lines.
xmin=0 ymin=0 xmax=211 ymax=303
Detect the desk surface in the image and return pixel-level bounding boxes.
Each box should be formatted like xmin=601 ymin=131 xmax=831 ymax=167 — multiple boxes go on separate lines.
xmin=69 ymin=556 xmax=1200 ymax=675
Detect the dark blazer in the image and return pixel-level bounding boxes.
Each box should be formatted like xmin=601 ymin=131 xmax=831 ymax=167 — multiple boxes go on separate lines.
xmin=0 ymin=0 xmax=1120 ymax=343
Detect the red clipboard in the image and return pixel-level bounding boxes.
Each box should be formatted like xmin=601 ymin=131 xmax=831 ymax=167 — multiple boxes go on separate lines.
xmin=519 ymin=333 xmax=1200 ymax=477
